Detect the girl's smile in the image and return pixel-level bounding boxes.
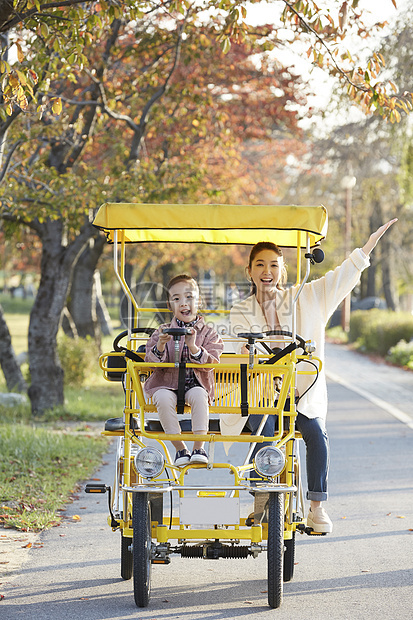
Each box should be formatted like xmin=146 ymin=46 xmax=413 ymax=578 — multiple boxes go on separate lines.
xmin=168 ymin=280 xmax=199 ymax=323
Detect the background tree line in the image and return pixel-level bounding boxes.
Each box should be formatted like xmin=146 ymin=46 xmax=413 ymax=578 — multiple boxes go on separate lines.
xmin=0 ymin=0 xmax=412 ymax=415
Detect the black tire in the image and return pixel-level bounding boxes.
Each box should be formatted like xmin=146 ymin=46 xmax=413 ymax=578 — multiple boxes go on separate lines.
xmin=267 ymin=492 xmax=284 ymax=608
xmin=121 ymin=534 xmax=133 ymax=580
xmin=132 ymin=493 xmax=152 ymax=607
xmin=283 ymin=532 xmax=295 ymax=582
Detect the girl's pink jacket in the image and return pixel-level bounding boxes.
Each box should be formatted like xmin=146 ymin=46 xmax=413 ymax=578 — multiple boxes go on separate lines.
xmin=144 ymin=316 xmax=224 ymax=403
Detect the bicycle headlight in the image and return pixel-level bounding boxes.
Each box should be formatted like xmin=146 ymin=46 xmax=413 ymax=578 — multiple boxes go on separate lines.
xmin=254 ymin=446 xmax=285 ymax=478
xmin=134 ymin=447 xmax=164 ymax=479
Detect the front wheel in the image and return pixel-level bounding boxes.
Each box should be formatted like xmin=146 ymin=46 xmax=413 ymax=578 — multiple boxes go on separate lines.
xmin=267 ymin=492 xmax=284 ymax=608
xmin=121 ymin=534 xmax=133 ymax=580
xmin=283 ymin=532 xmax=295 ymax=582
xmin=132 ymin=493 xmax=152 ymax=607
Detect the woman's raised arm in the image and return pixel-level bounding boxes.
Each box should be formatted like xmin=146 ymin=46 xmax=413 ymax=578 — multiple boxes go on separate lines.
xmin=362 ymin=218 xmax=398 ymax=256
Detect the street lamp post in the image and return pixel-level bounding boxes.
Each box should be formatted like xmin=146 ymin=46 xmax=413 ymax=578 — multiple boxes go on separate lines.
xmin=341 ymin=174 xmax=356 ymax=332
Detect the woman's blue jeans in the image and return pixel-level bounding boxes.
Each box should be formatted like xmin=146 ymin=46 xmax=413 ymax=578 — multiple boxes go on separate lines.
xmin=248 ymin=412 xmax=329 ymax=501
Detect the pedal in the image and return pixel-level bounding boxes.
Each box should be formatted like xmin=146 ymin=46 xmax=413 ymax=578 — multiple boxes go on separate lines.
xmin=152 ymin=558 xmax=171 ymax=565
xmin=296 ymin=522 xmax=327 ymax=536
xmin=85 ymin=483 xmax=108 ymax=493
xmin=305 ymin=526 xmax=327 ymax=536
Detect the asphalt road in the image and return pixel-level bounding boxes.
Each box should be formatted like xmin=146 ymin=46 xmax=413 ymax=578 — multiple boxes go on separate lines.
xmin=2 ymin=344 xmax=413 ymax=620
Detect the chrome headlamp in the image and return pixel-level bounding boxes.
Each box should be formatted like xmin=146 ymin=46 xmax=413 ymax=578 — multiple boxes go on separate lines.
xmin=254 ymin=446 xmax=285 ymax=478
xmin=134 ymin=447 xmax=164 ymax=479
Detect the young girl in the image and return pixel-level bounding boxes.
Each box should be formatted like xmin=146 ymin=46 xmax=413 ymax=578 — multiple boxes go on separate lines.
xmin=144 ymin=275 xmax=224 ymax=466
xmin=225 ymin=219 xmax=397 ymax=533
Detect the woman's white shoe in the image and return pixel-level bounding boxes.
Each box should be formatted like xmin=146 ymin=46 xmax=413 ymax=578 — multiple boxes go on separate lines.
xmin=307 ymin=506 xmax=333 ymax=533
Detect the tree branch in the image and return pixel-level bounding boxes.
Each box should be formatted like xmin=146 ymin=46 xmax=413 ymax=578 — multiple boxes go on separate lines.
xmin=0 ymin=139 xmax=22 ymax=186
xmin=0 ymin=0 xmax=95 ymax=32
xmin=127 ymin=14 xmax=188 ymax=164
xmin=282 ymin=0 xmax=369 ymax=92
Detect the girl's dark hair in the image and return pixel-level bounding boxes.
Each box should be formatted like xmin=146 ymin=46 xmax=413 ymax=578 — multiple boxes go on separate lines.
xmin=167 ymin=274 xmax=198 ymax=295
xmin=166 ymin=274 xmax=202 ymax=313
xmin=248 ymin=242 xmax=287 ymax=294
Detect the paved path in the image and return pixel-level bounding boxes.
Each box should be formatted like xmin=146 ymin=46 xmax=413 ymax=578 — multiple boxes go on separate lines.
xmin=325 ymin=341 xmax=413 ymax=429
xmin=1 ymin=343 xmax=412 ymax=619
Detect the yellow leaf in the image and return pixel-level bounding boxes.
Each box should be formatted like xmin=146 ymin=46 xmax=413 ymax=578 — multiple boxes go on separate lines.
xmin=16 ymin=69 xmax=26 ymax=86
xmin=51 ymin=97 xmax=62 ymax=115
xmin=192 ymin=119 xmax=199 ymax=127
xmin=16 ymin=42 xmax=24 ymax=63
xmin=72 ymin=515 xmax=81 ymax=521
xmin=221 ymin=38 xmax=231 ymax=55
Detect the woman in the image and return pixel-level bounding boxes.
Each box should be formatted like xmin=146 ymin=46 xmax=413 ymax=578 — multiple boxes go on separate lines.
xmin=225 ymin=219 xmax=397 ymax=533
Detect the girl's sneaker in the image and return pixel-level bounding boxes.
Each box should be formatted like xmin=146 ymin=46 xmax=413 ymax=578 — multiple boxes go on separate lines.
xmin=174 ymin=449 xmax=191 ymax=467
xmin=190 ymin=448 xmax=208 ymax=464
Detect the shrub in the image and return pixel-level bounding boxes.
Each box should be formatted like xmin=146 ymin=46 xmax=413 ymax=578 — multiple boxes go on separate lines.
xmin=57 ymin=335 xmax=99 ymax=387
xmin=349 ymin=310 xmax=413 ymax=357
xmin=386 ymin=339 xmax=413 ymax=369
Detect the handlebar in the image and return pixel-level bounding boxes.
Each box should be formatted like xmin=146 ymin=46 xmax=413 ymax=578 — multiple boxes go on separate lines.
xmin=264 ymin=330 xmax=307 ymax=352
xmin=113 ymin=327 xmax=156 ymax=352
xmin=236 ymin=329 xmax=307 ymax=368
xmin=162 ymin=327 xmax=191 ymax=338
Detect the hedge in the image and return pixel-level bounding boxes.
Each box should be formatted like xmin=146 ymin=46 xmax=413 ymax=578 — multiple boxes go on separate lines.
xmin=348 ymin=310 xmax=413 ymax=357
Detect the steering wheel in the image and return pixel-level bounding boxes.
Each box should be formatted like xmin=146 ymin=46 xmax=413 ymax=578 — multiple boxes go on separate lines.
xmin=113 ymin=327 xmax=156 ymax=352
xmin=264 ymin=330 xmax=307 ymax=353
xmin=237 ymin=330 xmax=307 ymax=367
xmin=162 ymin=327 xmax=191 ymax=339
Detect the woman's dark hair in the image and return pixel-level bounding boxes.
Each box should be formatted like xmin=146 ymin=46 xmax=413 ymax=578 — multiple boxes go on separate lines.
xmin=248 ymin=242 xmax=287 ymax=294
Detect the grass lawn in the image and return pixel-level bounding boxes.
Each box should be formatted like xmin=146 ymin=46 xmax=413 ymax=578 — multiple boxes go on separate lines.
xmin=0 ymin=294 xmax=124 ymax=530
xmin=0 ymin=424 xmax=108 ymax=531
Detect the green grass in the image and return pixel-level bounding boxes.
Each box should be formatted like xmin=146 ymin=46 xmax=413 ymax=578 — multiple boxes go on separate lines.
xmin=0 ymin=423 xmax=108 ymax=531
xmin=0 ymin=293 xmax=34 ymax=314
xmin=0 ymin=295 xmax=125 ymax=530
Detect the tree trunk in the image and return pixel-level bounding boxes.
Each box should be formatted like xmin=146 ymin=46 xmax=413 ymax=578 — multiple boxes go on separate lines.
xmin=28 ymin=219 xmax=91 ymax=415
xmin=365 ymin=209 xmax=380 ymax=298
xmin=61 ymin=307 xmax=79 ymax=338
xmin=372 ymin=200 xmax=398 ymax=311
xmin=381 ymin=235 xmax=398 ymax=311
xmin=66 ymin=235 xmax=106 ymax=347
xmin=95 ymin=270 xmax=113 ymax=337
xmin=0 ymin=304 xmax=27 ymax=392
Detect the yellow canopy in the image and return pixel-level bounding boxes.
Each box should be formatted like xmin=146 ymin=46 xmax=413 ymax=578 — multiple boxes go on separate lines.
xmin=93 ymin=203 xmax=328 ymax=247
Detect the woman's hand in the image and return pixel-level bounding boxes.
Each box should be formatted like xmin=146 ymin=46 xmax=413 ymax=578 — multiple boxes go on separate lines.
xmin=362 ymin=218 xmax=398 ymax=256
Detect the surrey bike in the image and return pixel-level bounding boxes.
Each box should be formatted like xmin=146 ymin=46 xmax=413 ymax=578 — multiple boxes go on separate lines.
xmin=85 ymin=202 xmax=327 ymax=609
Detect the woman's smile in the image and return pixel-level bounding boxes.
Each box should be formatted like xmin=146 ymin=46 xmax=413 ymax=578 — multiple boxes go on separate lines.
xmin=248 ymin=249 xmax=283 ymax=301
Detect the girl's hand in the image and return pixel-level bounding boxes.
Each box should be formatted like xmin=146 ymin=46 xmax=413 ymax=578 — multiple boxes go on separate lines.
xmin=157 ymin=331 xmax=172 ymax=352
xmin=185 ymin=328 xmax=198 ymax=355
xmin=362 ymin=218 xmax=398 ymax=256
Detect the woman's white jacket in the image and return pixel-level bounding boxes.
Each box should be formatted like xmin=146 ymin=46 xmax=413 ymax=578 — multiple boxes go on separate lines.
xmin=222 ymin=249 xmax=370 ymax=435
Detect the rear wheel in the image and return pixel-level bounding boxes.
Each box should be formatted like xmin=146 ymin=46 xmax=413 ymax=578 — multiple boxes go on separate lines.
xmin=267 ymin=492 xmax=284 ymax=608
xmin=121 ymin=534 xmax=133 ymax=580
xmin=283 ymin=532 xmax=295 ymax=582
xmin=133 ymin=493 xmax=152 ymax=607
